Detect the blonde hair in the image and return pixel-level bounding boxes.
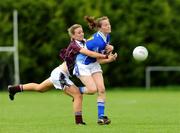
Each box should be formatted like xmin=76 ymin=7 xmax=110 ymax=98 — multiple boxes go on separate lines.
xmin=68 ymin=24 xmax=82 ymax=37
xmin=84 ymin=16 xmax=109 ymax=30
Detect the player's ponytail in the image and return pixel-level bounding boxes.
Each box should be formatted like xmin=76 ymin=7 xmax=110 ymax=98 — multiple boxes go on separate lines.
xmin=84 ymin=16 xmax=97 ymax=30
xmin=84 ymin=16 xmax=109 ymax=31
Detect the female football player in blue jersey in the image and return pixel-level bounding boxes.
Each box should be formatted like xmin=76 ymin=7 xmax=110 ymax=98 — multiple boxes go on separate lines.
xmin=73 ymin=16 xmax=117 ymax=125
xmin=8 ymin=24 xmax=110 ymax=125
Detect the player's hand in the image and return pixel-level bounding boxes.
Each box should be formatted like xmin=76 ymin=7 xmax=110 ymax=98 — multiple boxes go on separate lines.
xmin=108 ymin=52 xmax=117 ymax=62
xmin=113 ymin=53 xmax=117 ymax=60
xmin=105 ymin=44 xmax=114 ymax=54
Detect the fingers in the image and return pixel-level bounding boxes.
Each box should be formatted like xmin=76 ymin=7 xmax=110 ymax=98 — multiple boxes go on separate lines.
xmin=108 ymin=52 xmax=117 ymax=61
xmin=113 ymin=53 xmax=117 ymax=59
xmin=112 ymin=53 xmax=117 ymax=61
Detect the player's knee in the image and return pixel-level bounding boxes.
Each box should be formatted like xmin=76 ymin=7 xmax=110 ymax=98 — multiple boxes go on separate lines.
xmin=98 ymin=88 xmax=105 ymax=95
xmin=74 ymin=93 xmax=82 ymax=100
xmin=36 ymin=86 xmax=45 ymax=92
xmin=88 ymin=88 xmax=97 ymax=94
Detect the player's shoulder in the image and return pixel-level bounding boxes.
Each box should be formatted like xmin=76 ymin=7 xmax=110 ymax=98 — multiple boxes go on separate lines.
xmin=67 ymin=40 xmax=81 ymax=51
xmin=87 ymin=33 xmax=101 ymax=43
xmin=87 ymin=34 xmax=95 ymax=42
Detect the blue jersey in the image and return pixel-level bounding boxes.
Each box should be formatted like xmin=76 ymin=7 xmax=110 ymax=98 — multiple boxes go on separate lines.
xmin=76 ymin=32 xmax=110 ymax=65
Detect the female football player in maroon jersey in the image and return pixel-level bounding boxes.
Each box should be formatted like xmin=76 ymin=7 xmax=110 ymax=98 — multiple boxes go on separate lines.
xmin=8 ymin=24 xmax=114 ymax=125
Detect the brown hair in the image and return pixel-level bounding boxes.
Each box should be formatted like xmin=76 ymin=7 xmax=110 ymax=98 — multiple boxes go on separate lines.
xmin=84 ymin=16 xmax=109 ymax=30
xmin=68 ymin=24 xmax=82 ymax=37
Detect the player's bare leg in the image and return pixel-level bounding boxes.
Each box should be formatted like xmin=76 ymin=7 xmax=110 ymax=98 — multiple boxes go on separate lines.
xmin=64 ymin=85 xmax=86 ymax=125
xmin=92 ymin=72 xmax=111 ymax=125
xmin=8 ymin=79 xmax=53 ymax=100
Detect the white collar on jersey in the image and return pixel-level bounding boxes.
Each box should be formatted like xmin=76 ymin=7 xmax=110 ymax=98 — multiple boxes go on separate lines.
xmin=97 ymin=31 xmax=107 ymax=43
xmin=75 ymin=39 xmax=86 ymax=48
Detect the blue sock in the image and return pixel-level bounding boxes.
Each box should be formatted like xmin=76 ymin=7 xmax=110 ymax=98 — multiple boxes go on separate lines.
xmin=97 ymin=102 xmax=105 ymax=119
xmin=79 ymin=87 xmax=86 ymax=94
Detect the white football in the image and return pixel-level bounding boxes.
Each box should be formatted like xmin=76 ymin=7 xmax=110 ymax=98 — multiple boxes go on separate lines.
xmin=133 ymin=46 xmax=148 ymax=61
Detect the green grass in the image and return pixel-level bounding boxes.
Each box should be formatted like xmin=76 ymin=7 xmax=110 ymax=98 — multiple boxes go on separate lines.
xmin=1 ymin=88 xmax=180 ymax=133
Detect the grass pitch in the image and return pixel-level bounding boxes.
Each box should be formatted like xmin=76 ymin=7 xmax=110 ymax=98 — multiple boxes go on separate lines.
xmin=1 ymin=87 xmax=180 ymax=133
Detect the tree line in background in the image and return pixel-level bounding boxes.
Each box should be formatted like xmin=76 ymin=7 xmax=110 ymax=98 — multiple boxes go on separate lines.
xmin=0 ymin=0 xmax=180 ymax=90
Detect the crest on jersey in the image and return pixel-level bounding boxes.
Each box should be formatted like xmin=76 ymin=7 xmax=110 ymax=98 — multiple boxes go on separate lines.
xmin=87 ymin=36 xmax=94 ymax=41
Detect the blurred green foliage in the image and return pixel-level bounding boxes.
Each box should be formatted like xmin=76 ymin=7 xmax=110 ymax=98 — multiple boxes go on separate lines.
xmin=0 ymin=0 xmax=180 ymax=89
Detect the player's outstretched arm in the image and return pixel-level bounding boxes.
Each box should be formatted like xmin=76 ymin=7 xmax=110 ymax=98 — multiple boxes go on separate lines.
xmin=97 ymin=53 xmax=117 ymax=64
xmin=79 ymin=48 xmax=107 ymax=59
